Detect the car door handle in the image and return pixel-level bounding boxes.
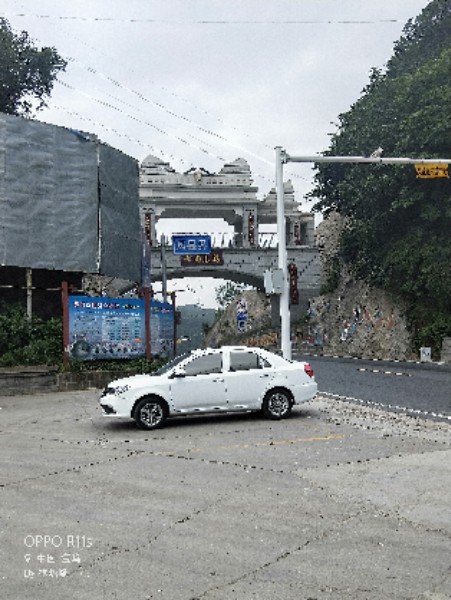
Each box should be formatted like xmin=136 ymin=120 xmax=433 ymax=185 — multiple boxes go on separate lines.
xmin=259 ymin=374 xmax=270 ymax=378
xmin=212 ymin=378 xmax=224 ymax=383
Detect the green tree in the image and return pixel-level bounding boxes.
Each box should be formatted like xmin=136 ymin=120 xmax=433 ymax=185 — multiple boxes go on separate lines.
xmin=215 ymin=282 xmax=247 ymax=310
xmin=0 ymin=17 xmax=66 ymax=116
xmin=311 ymin=0 xmax=451 ymax=353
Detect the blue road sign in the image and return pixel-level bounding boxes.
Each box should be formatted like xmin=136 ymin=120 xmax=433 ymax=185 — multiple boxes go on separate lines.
xmin=172 ymin=235 xmax=212 ymax=255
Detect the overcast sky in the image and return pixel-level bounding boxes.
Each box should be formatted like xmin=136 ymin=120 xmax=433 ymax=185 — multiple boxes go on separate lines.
xmin=1 ymin=0 xmax=432 ymax=306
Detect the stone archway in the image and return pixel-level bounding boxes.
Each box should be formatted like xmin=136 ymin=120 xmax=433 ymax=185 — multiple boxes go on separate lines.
xmin=139 ymin=155 xmax=319 ymax=323
xmin=139 ymin=155 xmax=315 ymax=250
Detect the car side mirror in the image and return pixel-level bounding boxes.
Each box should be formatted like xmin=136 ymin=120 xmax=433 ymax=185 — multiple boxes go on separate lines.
xmin=170 ymin=367 xmax=186 ymax=379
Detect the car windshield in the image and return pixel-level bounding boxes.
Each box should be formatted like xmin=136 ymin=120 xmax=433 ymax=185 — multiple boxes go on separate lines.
xmin=155 ymin=353 xmax=188 ymax=375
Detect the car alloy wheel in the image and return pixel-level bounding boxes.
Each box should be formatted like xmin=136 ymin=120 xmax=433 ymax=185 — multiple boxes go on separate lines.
xmin=263 ymin=389 xmax=292 ymax=420
xmin=135 ymin=397 xmax=168 ymax=430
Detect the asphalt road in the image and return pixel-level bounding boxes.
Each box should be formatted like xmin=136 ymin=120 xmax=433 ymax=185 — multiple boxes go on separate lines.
xmin=1 ymin=388 xmax=450 ymax=600
xmin=295 ymin=353 xmax=451 ymax=422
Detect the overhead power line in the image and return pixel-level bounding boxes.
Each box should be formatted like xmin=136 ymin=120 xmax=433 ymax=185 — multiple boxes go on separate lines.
xmin=3 ymin=8 xmax=314 ymax=191
xmin=62 ymin=56 xmax=288 ymax=177
xmin=1 ymin=13 xmax=402 ymax=25
xmin=56 ymin=55 xmax=312 ymax=185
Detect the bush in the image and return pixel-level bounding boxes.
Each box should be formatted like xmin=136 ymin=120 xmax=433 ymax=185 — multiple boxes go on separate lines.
xmin=0 ymin=304 xmax=61 ymax=366
xmin=68 ymin=356 xmax=167 ymax=373
xmin=0 ymin=303 xmax=169 ymax=372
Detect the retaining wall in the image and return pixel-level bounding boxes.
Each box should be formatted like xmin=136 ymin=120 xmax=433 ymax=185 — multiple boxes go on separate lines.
xmin=0 ymin=368 xmax=137 ymax=396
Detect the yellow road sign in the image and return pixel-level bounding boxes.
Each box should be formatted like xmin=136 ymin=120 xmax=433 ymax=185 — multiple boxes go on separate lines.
xmin=415 ymin=163 xmax=449 ymax=179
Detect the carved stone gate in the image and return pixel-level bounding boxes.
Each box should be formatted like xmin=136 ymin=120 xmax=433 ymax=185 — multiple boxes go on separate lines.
xmin=139 ymin=156 xmax=320 ymax=321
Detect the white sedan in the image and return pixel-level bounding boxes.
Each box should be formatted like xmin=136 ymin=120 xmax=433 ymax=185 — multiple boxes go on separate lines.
xmin=99 ymin=346 xmax=317 ymax=430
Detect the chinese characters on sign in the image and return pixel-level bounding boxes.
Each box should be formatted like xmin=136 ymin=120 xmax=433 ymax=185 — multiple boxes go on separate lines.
xmin=68 ymin=296 xmax=175 ymax=360
xmin=69 ymin=296 xmax=146 ymax=360
xmin=150 ymin=300 xmax=174 ymax=356
xmin=288 ymin=263 xmax=299 ymax=305
xmin=172 ymin=234 xmax=212 ymax=255
xmin=415 ymin=163 xmax=449 ymax=179
xmin=181 ymin=250 xmax=224 ymax=266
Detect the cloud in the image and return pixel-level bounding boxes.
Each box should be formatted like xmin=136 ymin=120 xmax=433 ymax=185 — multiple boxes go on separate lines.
xmin=1 ymin=0 xmax=432 ymax=303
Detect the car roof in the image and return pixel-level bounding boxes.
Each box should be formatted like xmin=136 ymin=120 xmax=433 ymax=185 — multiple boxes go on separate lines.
xmin=191 ymin=346 xmax=281 ymax=357
xmin=200 ymin=346 xmax=267 ymax=352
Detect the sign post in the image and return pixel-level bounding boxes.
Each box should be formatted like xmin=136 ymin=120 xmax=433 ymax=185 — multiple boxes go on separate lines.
xmin=171 ymin=291 xmax=177 ymax=357
xmin=61 ymin=281 xmax=70 ymax=370
xmin=144 ymin=287 xmax=151 ymax=361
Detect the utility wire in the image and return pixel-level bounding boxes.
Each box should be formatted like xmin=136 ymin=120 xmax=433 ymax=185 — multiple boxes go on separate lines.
xmin=63 ymin=55 xmax=280 ymax=171
xmin=5 ymin=8 xmax=314 ymax=191
xmin=1 ymin=12 xmax=401 ymax=25
xmin=8 ymin=8 xmax=313 ymax=186
xmin=57 ymin=56 xmax=311 ymax=186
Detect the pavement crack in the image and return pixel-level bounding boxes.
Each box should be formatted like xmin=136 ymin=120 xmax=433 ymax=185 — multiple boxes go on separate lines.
xmin=77 ymin=500 xmax=221 ymax=575
xmin=189 ymin=511 xmax=362 ymax=600
xmin=0 ymin=449 xmax=142 ymax=488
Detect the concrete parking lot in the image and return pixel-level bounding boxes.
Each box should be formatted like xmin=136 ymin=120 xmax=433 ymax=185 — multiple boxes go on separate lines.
xmin=1 ymin=389 xmax=450 ymax=600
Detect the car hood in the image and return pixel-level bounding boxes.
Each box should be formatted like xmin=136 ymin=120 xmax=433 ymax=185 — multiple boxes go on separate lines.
xmin=110 ymin=373 xmax=164 ymax=389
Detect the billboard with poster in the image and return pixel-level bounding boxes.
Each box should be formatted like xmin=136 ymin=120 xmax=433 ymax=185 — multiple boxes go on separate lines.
xmin=68 ymin=296 xmax=174 ymax=360
xmin=150 ymin=300 xmax=174 ymax=357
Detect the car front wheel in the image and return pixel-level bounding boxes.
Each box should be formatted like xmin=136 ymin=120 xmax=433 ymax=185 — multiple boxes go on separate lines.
xmin=262 ymin=389 xmax=292 ymax=420
xmin=134 ymin=397 xmax=168 ymax=430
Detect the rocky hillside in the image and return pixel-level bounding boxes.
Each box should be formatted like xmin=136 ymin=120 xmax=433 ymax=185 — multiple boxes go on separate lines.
xmin=204 ymin=290 xmax=277 ymax=348
xmin=204 ymin=212 xmax=414 ymax=360
xmin=304 ymin=274 xmax=412 ymax=360
xmin=309 ymin=212 xmax=413 ymax=360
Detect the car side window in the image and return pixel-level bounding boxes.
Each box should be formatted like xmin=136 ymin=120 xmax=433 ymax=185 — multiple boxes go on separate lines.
xmin=260 ymin=356 xmax=272 ymax=368
xmin=184 ymin=353 xmax=222 ymax=376
xmin=229 ymin=351 xmax=264 ymax=372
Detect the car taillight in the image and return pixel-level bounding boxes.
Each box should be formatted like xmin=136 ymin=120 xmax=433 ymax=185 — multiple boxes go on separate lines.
xmin=304 ymin=363 xmax=314 ymax=378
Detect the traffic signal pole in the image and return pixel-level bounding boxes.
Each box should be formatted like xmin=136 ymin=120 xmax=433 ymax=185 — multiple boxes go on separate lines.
xmin=275 ymin=147 xmax=291 ymax=360
xmin=275 ymin=147 xmax=451 ymax=360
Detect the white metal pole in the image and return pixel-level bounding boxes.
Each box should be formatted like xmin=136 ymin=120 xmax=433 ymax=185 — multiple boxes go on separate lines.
xmin=273 ymin=150 xmax=450 ymax=360
xmin=284 ymin=155 xmax=451 ymax=165
xmin=275 ymin=147 xmax=291 ymax=360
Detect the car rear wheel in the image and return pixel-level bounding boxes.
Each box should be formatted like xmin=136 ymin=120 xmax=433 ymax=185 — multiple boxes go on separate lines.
xmin=262 ymin=389 xmax=292 ymax=420
xmin=134 ymin=397 xmax=168 ymax=430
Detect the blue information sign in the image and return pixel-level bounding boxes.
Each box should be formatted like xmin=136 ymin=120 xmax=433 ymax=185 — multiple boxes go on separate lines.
xmin=172 ymin=234 xmax=211 ymax=255
xmin=68 ymin=296 xmax=145 ymax=360
xmin=68 ymin=296 xmax=175 ymax=360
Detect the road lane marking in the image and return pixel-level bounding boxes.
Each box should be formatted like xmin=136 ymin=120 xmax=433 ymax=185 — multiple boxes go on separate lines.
xmin=320 ymin=392 xmax=451 ymax=422
xmin=187 ymin=434 xmax=347 ymax=453
xmin=357 ymin=368 xmax=411 ymax=376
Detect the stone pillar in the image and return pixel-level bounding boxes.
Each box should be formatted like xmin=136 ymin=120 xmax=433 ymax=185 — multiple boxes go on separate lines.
xmin=234 ymin=215 xmax=244 ymax=247
xmin=285 ymin=217 xmax=294 ymax=246
xmin=304 ymin=218 xmax=315 ymax=246
xmin=289 ymin=218 xmax=308 ymax=246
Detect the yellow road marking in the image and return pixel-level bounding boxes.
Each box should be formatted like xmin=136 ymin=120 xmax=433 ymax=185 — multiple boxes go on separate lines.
xmin=187 ymin=434 xmax=346 ymax=453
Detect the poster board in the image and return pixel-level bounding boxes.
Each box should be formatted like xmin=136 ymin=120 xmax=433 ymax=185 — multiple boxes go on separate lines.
xmin=68 ymin=296 xmax=174 ymax=360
